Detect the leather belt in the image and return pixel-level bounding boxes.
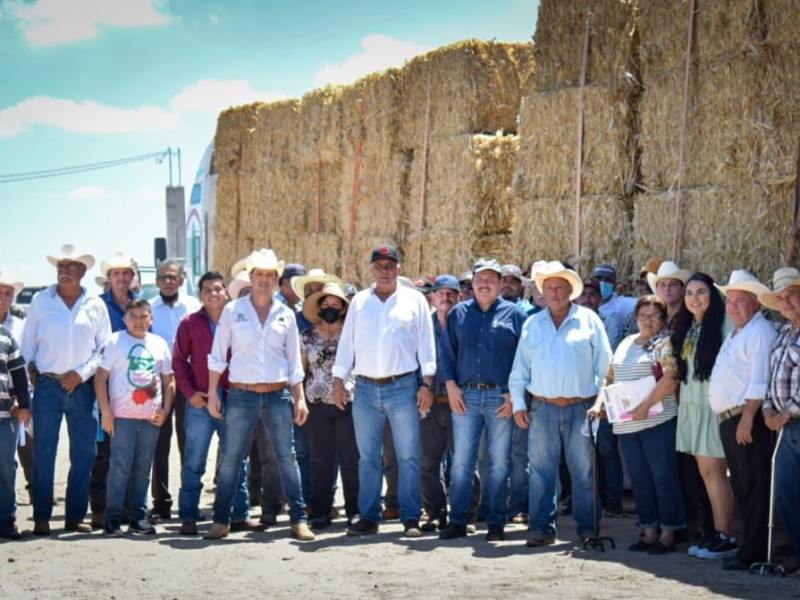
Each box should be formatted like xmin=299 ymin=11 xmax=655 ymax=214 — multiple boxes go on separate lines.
xmin=357 ymin=371 xmax=415 ymax=386
xmin=464 ymin=383 xmax=499 ymax=391
xmin=532 ymin=395 xmax=593 ymax=408
xmin=40 ymin=372 xmax=64 ymax=379
xmin=230 ymin=382 xmax=286 ymax=394
xmin=718 ymin=405 xmax=745 ymax=422
xmin=434 ymin=395 xmax=450 ymax=405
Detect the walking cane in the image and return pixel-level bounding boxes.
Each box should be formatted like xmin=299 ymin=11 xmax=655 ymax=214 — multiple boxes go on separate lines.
xmin=583 ymin=415 xmax=615 ymax=551
xmin=750 ymin=428 xmax=786 ymax=576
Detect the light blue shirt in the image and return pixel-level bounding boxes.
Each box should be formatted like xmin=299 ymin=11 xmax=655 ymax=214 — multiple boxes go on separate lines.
xmin=509 ymin=303 xmax=612 ymax=412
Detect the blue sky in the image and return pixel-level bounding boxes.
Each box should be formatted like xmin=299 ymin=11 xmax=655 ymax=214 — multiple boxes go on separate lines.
xmin=0 ymin=0 xmax=537 ymax=292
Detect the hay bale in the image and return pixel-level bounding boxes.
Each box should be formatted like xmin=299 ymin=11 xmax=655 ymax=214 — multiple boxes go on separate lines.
xmin=472 ymin=233 xmax=516 ymax=264
xmin=759 ymin=42 xmax=800 ymax=184
xmin=632 ymin=185 xmax=793 ymax=283
xmin=294 ymin=233 xmax=343 ymax=276
xmin=338 ymin=152 xmax=406 ymax=238
xmin=403 ymin=229 xmax=474 ymax=279
xmin=512 ymin=194 xmax=634 ymax=281
xmin=515 ymin=86 xmax=637 ymax=198
xmin=763 ymin=0 xmax=800 ymax=44
xmin=339 ymin=69 xmax=402 ymax=158
xmin=533 ymin=0 xmax=636 ymax=91
xmin=396 ymin=40 xmax=527 ymax=149
xmin=297 ymin=87 xmax=343 ymax=163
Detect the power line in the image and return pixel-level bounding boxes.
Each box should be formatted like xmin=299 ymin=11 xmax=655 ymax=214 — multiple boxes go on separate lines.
xmin=0 ymin=150 xmax=168 ymax=184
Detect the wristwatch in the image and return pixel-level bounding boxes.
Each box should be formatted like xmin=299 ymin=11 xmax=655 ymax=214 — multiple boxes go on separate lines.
xmin=420 ymin=382 xmax=433 ymax=390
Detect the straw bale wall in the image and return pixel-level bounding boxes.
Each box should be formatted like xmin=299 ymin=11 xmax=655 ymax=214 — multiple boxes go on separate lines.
xmin=633 ymin=185 xmax=793 ymax=283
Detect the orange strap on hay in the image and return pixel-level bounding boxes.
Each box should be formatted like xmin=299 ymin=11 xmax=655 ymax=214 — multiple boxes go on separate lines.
xmin=348 ymin=87 xmax=367 ymax=278
xmin=235 ymin=118 xmax=243 ymax=253
xmin=316 ymin=154 xmax=322 ymax=234
xmin=672 ymin=0 xmax=697 ymax=261
xmin=573 ymin=0 xmax=593 ymax=273
xmin=416 ymin=72 xmax=432 ymax=277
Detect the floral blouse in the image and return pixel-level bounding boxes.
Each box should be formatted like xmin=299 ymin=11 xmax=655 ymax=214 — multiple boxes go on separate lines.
xmin=301 ymin=328 xmax=354 ymax=404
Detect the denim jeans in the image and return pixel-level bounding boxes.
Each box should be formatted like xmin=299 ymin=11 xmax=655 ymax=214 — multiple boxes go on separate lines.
xmin=596 ymin=419 xmax=624 ymax=505
xmin=352 ymin=373 xmax=421 ymax=523
xmin=105 ymin=418 xmax=161 ymax=529
xmin=0 ymin=418 xmax=18 ymax=525
xmin=450 ymin=387 xmax=513 ymax=528
xmin=213 ymin=388 xmax=306 ymax=525
xmin=509 ymin=422 xmax=529 ymax=516
xmin=528 ymin=399 xmax=595 ymax=537
xmin=179 ymin=403 xmax=248 ymax=522
xmin=294 ymin=422 xmax=312 ymax=504
xmin=619 ymin=418 xmax=685 ymax=531
xmin=776 ymin=419 xmax=800 ymax=561
xmin=32 ymin=375 xmax=97 ymax=522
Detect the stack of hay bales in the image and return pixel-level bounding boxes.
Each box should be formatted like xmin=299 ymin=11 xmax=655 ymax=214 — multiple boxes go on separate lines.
xmin=512 ymin=0 xmax=639 ymax=282
xmin=635 ymin=0 xmax=799 ymax=283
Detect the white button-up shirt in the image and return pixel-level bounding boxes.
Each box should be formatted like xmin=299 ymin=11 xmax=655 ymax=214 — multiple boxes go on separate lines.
xmin=332 ymin=285 xmax=436 ymax=380
xmin=708 ymin=311 xmax=777 ymax=413
xmin=208 ymin=296 xmax=304 ymax=386
xmin=21 ymin=285 xmax=111 ymax=381
xmin=149 ymin=294 xmax=200 ymax=349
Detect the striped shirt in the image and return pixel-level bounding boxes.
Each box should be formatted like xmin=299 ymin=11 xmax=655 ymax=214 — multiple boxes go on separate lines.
xmin=764 ymin=323 xmax=800 ymax=419
xmin=0 ymin=325 xmax=27 ymax=414
xmin=606 ymin=331 xmax=678 ymax=435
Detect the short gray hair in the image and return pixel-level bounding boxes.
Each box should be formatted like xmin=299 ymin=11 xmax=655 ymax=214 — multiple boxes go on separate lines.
xmin=157 ymin=259 xmax=185 ymax=277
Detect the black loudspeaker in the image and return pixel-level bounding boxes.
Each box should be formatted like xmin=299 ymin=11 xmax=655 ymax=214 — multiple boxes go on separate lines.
xmin=154 ymin=238 xmax=167 ymax=265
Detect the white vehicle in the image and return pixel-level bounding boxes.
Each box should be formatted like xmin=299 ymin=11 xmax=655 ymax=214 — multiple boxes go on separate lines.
xmin=185 ymin=143 xmax=218 ymax=289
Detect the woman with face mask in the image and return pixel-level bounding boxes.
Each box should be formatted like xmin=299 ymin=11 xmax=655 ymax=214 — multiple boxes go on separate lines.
xmin=300 ymin=282 xmax=359 ymax=530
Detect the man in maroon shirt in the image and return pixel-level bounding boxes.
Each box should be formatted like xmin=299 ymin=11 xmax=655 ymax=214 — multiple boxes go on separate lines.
xmin=173 ymin=272 xmax=254 ymax=535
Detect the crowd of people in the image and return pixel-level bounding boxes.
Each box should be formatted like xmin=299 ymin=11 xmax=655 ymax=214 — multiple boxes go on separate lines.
xmin=0 ymin=242 xmax=799 ymax=575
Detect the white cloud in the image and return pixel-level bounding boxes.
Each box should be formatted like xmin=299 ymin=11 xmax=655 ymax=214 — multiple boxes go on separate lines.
xmin=314 ymin=34 xmax=431 ymax=86
xmin=0 ymin=96 xmax=178 ymax=138
xmin=66 ymin=185 xmax=120 ymax=200
xmin=170 ymin=79 xmax=287 ymax=115
xmin=6 ymin=0 xmax=170 ymax=47
xmin=135 ymin=187 xmax=162 ymax=201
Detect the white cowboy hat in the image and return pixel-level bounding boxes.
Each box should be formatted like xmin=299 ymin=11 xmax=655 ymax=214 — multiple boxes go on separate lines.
xmin=715 ymin=269 xmax=771 ymax=298
xmin=228 ymin=270 xmax=252 ymax=300
xmin=0 ymin=271 xmax=23 ymax=296
xmin=230 ymin=252 xmax=257 ymax=278
xmin=244 ymin=248 xmax=284 ymax=276
xmin=758 ymin=267 xmax=800 ymax=311
xmin=291 ymin=268 xmax=344 ymax=299
xmin=646 ymin=261 xmax=691 ymax=291
xmin=46 ymin=244 xmax=95 ymax=270
xmin=95 ymin=275 xmax=108 ymax=289
xmin=100 ymin=251 xmax=138 ymax=276
xmin=533 ymin=261 xmax=583 ymax=300
xmin=302 ymin=282 xmax=350 ymax=325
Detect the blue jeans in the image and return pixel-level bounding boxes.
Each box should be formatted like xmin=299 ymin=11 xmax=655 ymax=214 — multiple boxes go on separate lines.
xmin=596 ymin=419 xmax=624 ymax=505
xmin=179 ymin=403 xmax=248 ymax=522
xmin=619 ymin=418 xmax=685 ymax=531
xmin=528 ymin=399 xmax=595 ymax=537
xmin=106 ymin=418 xmax=160 ymax=529
xmin=450 ymin=387 xmax=513 ymax=528
xmin=213 ymin=388 xmax=306 ymax=525
xmin=776 ymin=419 xmax=800 ymax=561
xmin=32 ymin=375 xmax=97 ymax=522
xmin=509 ymin=422 xmax=529 ymax=516
xmin=352 ymin=373 xmax=421 ymax=523
xmin=0 ymin=418 xmax=18 ymax=524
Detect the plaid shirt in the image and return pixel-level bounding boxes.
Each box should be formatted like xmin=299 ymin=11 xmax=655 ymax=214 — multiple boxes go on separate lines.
xmin=764 ymin=323 xmax=800 ymax=418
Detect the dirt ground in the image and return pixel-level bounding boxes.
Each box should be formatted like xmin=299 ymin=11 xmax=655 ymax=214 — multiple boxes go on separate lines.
xmin=2 ymin=427 xmax=798 ymax=600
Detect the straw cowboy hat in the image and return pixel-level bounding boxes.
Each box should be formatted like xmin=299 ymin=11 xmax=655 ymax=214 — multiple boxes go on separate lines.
xmin=228 ymin=270 xmax=252 ymax=300
xmin=714 ymin=269 xmax=771 ymax=298
xmin=302 ymin=282 xmax=350 ymax=325
xmin=639 ymin=256 xmax=665 ymax=277
xmin=230 ymin=253 xmax=253 ymax=277
xmin=46 ymin=244 xmax=95 ymax=270
xmin=533 ymin=261 xmax=584 ymax=300
xmin=94 ymin=275 xmax=108 ymax=289
xmin=244 ymin=248 xmax=284 ymax=276
xmin=758 ymin=267 xmax=800 ymax=311
xmin=646 ymin=261 xmax=691 ymax=291
xmin=100 ymin=251 xmax=138 ymax=276
xmin=0 ymin=271 xmax=24 ymax=296
xmin=291 ymin=268 xmax=344 ymax=299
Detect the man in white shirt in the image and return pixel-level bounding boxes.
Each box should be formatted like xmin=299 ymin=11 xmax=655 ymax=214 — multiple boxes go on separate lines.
xmin=333 ymin=244 xmax=436 ymax=538
xmin=149 ymin=259 xmax=200 ymax=520
xmin=21 ymin=244 xmax=111 ymax=535
xmin=204 ymin=248 xmax=314 ymax=542
xmin=708 ymin=270 xmax=776 ymax=571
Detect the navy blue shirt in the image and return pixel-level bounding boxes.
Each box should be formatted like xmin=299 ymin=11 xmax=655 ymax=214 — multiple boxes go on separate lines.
xmin=100 ymin=290 xmax=139 ymax=333
xmin=432 ymin=313 xmax=449 ymax=397
xmin=440 ymin=297 xmax=526 ymax=392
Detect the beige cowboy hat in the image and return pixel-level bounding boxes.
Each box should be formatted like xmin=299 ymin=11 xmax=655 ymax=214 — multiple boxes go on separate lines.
xmin=302 ymin=282 xmax=350 ymax=325
xmin=715 ymin=269 xmax=771 ymax=298
xmin=230 ymin=252 xmax=258 ymax=278
xmin=0 ymin=271 xmax=24 ymax=296
xmin=100 ymin=251 xmax=138 ymax=276
xmin=94 ymin=275 xmax=108 ymax=289
xmin=646 ymin=260 xmax=691 ymax=291
xmin=758 ymin=267 xmax=800 ymax=311
xmin=244 ymin=248 xmax=284 ymax=276
xmin=46 ymin=244 xmax=95 ymax=270
xmin=228 ymin=270 xmax=252 ymax=300
xmin=533 ymin=260 xmax=583 ymax=300
xmin=639 ymin=256 xmax=665 ymax=277
xmin=291 ymin=268 xmax=344 ymax=300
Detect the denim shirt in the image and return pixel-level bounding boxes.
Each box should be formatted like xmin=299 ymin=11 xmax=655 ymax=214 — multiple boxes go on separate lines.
xmin=100 ymin=289 xmax=140 ymax=333
xmin=440 ymin=297 xmax=526 ymax=393
xmin=432 ymin=314 xmax=448 ymax=397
